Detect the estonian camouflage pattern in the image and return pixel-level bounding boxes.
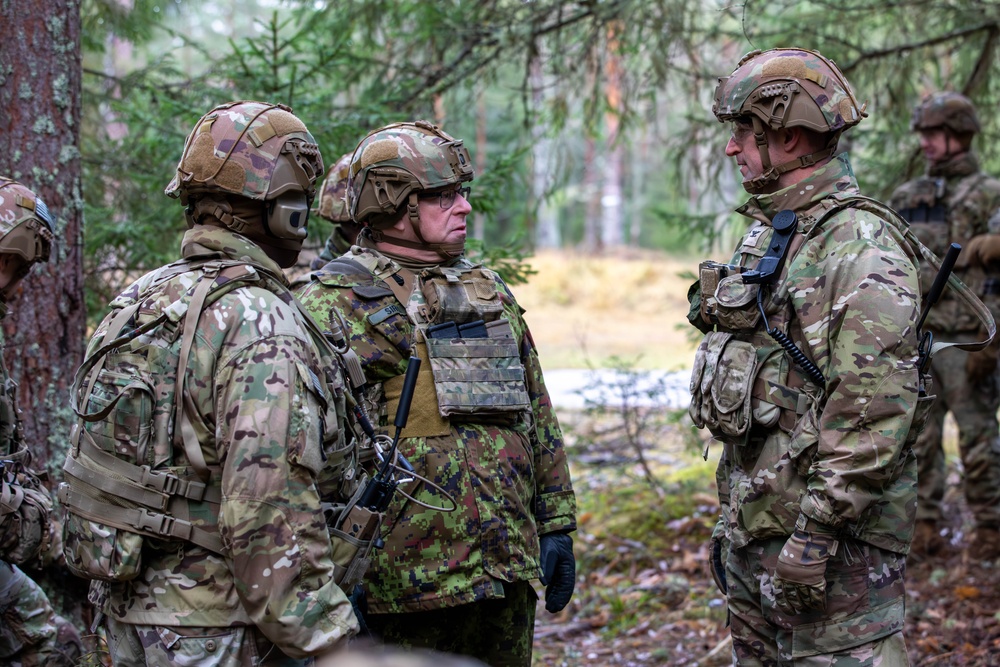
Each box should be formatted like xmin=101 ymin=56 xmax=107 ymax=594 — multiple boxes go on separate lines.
xmin=91 ymin=225 xmax=357 ymax=659
xmin=165 ymin=100 xmax=323 ymax=203
xmin=348 ymin=121 xmax=474 ymax=227
xmin=0 ymin=563 xmax=82 ymax=667
xmin=366 ymin=580 xmax=536 ymax=667
xmin=713 ymin=48 xmax=865 ymax=133
xmin=706 ymin=154 xmax=921 ymax=555
xmin=890 ymin=153 xmax=1000 ymax=528
xmin=727 ymin=538 xmax=908 ymax=665
xmin=295 ymin=246 xmax=576 ymax=615
xmin=910 ymin=91 xmax=980 ymax=135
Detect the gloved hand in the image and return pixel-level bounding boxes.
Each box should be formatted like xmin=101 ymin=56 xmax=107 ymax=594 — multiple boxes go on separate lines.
xmin=709 ymin=537 xmax=728 ymax=595
xmin=771 ymin=522 xmax=838 ymax=616
xmin=965 ymin=233 xmax=1000 ymax=268
xmin=347 ymin=584 xmax=369 ymax=637
xmin=539 ymin=532 xmax=576 ymax=613
xmin=966 ymin=335 xmax=1000 ymax=385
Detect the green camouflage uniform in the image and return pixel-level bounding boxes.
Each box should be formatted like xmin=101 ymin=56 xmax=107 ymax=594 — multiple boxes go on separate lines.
xmin=295 ymin=245 xmax=576 ymax=665
xmin=92 ymin=226 xmax=358 ymax=664
xmin=691 ymin=155 xmax=922 ymax=665
xmin=890 ymin=153 xmax=1000 ymax=530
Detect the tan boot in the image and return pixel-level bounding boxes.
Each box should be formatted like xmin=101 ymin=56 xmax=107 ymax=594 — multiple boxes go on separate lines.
xmin=969 ymin=526 xmax=1000 ymax=561
xmin=912 ymin=519 xmax=945 ymax=557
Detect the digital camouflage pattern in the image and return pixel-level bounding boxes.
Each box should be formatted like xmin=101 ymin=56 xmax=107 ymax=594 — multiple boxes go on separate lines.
xmin=727 ymin=537 xmax=907 ymax=665
xmin=712 ymin=49 xmax=865 ymax=134
xmin=890 ymin=150 xmax=1000 ymax=531
xmin=692 ymin=154 xmax=921 ymax=659
xmin=910 ymin=91 xmax=980 ymax=136
xmin=165 ymin=101 xmax=323 ymax=203
xmin=89 ymin=225 xmax=357 ymax=660
xmin=295 ymin=246 xmax=576 ymax=615
xmin=348 ymin=121 xmax=473 ymax=228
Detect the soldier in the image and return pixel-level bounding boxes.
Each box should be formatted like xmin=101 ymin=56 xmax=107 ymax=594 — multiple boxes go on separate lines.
xmin=691 ymin=49 xmax=924 ymax=664
xmin=58 ymin=101 xmax=361 ymax=665
xmin=312 ymin=152 xmax=363 ymax=270
xmin=889 ymin=92 xmax=1000 ymax=560
xmin=295 ymin=120 xmax=577 ymax=667
xmin=0 ymin=177 xmax=82 ymax=667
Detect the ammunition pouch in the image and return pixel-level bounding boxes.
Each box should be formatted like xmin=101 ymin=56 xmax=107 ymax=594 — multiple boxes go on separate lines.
xmin=0 ymin=471 xmax=52 ymax=566
xmin=419 ymin=266 xmax=504 ymax=325
xmin=323 ymin=477 xmax=383 ymax=591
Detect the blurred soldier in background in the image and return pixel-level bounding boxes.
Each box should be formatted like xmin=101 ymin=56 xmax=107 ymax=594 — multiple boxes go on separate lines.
xmin=0 ymin=177 xmax=82 ymax=667
xmin=312 ymin=152 xmax=363 ymax=269
xmin=890 ymin=92 xmax=1000 ymax=561
xmin=58 ymin=101 xmax=362 ymax=665
xmin=296 ymin=120 xmax=577 ymax=667
xmin=692 ymin=48 xmax=924 ymax=665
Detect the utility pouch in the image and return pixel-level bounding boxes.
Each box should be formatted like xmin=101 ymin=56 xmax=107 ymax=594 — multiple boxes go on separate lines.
xmin=419 ymin=266 xmax=504 ymax=325
xmin=60 ymin=507 xmax=144 ymax=582
xmin=713 ymin=274 xmax=762 ymax=332
xmin=421 ymin=317 xmax=530 ymax=422
xmin=699 ymin=262 xmax=742 ymax=326
xmin=324 ymin=478 xmax=383 ymax=591
xmin=689 ymin=331 xmax=758 ymax=440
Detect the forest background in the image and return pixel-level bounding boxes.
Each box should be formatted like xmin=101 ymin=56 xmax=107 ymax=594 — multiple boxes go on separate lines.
xmin=2 ymin=0 xmax=1000 ymax=664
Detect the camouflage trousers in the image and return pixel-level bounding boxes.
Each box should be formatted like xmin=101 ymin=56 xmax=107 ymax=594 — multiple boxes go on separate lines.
xmin=104 ymin=617 xmax=311 ymax=667
xmin=916 ymin=334 xmax=1000 ymax=527
xmin=365 ymin=579 xmax=536 ymax=667
xmin=0 ymin=561 xmax=82 ymax=667
xmin=726 ymin=538 xmax=909 ymax=666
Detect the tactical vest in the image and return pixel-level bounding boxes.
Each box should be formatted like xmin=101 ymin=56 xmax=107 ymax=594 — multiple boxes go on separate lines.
xmin=689 ymin=194 xmax=995 ymax=449
xmin=59 ymin=258 xmax=355 ymax=583
xmin=320 ymin=253 xmax=531 ymax=438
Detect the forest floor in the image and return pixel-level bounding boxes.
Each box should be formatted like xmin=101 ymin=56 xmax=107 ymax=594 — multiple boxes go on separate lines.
xmin=519 ymin=250 xmax=1000 ymax=666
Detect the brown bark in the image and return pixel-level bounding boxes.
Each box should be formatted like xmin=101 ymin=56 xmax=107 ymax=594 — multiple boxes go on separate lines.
xmin=0 ymin=1 xmax=85 ymax=478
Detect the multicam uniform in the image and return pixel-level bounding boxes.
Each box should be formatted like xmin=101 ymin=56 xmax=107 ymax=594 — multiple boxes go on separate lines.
xmin=295 ymin=244 xmax=576 ymax=663
xmin=0 ymin=179 xmax=81 ymax=667
xmin=312 ymin=153 xmax=361 ymax=270
xmin=691 ymin=155 xmax=923 ymax=665
xmin=76 ymin=227 xmax=359 ymax=665
xmin=890 ymin=152 xmax=1000 ymax=534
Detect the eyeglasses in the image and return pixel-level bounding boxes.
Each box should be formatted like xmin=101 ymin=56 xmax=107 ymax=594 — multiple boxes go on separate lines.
xmin=420 ymin=186 xmax=470 ymax=209
xmin=730 ymin=120 xmax=754 ymax=142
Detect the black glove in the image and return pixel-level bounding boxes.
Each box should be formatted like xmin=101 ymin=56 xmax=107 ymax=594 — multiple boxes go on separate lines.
xmin=710 ymin=537 xmax=728 ymax=595
xmin=539 ymin=532 xmax=576 ymax=613
xmin=348 ymin=584 xmax=369 ymax=636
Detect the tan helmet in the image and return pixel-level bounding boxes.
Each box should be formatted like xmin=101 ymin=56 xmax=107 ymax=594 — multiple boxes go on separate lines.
xmin=347 ymin=120 xmax=473 ymax=230
xmin=713 ymin=48 xmax=867 ymax=192
xmin=315 ymin=152 xmax=353 ymax=224
xmin=165 ymin=100 xmax=324 ymax=246
xmin=0 ymin=178 xmax=55 ymax=267
xmin=911 ymin=91 xmax=980 ymax=137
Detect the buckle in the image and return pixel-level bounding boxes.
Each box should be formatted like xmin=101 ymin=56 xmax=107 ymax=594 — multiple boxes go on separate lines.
xmin=133 ymin=508 xmax=193 ymax=541
xmin=139 ymin=466 xmax=180 ymax=496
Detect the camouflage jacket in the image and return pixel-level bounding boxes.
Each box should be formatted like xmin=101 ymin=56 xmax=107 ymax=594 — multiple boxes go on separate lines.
xmin=296 ymin=247 xmax=577 ymax=614
xmin=97 ymin=226 xmax=357 ymax=656
xmin=702 ymin=155 xmax=922 ymax=554
xmin=0 ymin=321 xmax=53 ymax=567
xmin=890 ymin=152 xmax=1000 ymax=332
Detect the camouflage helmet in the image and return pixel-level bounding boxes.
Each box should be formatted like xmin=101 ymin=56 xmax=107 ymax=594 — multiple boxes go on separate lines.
xmin=165 ymin=100 xmax=324 ymax=205
xmin=315 ymin=152 xmax=353 ymax=224
xmin=911 ymin=91 xmax=980 ymax=136
xmin=347 ymin=120 xmax=473 ymax=228
xmin=0 ymin=178 xmax=55 ymax=266
xmin=713 ymin=48 xmax=867 ymax=135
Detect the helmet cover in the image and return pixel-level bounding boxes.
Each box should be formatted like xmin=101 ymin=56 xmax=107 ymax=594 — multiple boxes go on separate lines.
xmin=347 ymin=120 xmax=473 ymax=228
xmin=713 ymin=48 xmax=867 ymax=134
xmin=315 ymin=152 xmax=353 ymax=224
xmin=911 ymin=91 xmax=980 ymax=136
xmin=0 ymin=177 xmax=55 ymax=265
xmin=165 ymin=100 xmax=324 ymax=204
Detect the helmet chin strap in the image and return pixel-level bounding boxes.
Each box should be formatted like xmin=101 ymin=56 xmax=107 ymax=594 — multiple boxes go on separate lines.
xmin=368 ymin=193 xmax=465 ymax=259
xmin=743 ymin=117 xmax=836 ymax=194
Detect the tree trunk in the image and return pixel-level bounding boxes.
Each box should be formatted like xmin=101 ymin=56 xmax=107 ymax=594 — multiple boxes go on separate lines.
xmin=530 ymin=55 xmax=560 ymax=249
xmin=601 ymin=22 xmax=624 ymax=249
xmin=0 ymin=1 xmax=85 ymax=479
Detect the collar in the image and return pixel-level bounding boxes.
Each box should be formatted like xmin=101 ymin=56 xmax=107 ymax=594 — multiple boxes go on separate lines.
xmin=736 ymin=153 xmax=860 ymax=223
xmin=927 ymin=151 xmax=979 ymax=179
xmin=180 ymin=225 xmax=289 ymax=285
